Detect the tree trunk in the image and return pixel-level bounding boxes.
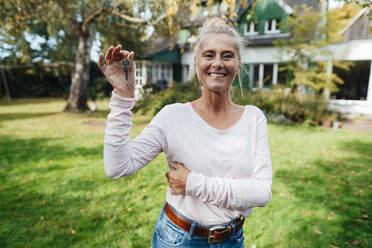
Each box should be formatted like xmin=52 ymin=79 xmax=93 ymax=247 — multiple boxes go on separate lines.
xmin=64 ymin=32 xmax=91 ymax=112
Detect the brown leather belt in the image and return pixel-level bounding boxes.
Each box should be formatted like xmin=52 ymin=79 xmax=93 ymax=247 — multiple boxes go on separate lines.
xmin=164 ymin=203 xmax=245 ymax=244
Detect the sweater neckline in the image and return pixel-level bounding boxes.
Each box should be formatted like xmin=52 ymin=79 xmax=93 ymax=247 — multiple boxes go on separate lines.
xmin=186 ymin=102 xmax=247 ymax=133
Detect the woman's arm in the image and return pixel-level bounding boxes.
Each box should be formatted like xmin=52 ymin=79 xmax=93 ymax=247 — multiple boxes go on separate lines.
xmin=169 ymin=110 xmax=272 ymax=210
xmin=99 ymin=44 xmax=167 ymax=178
xmin=103 ymin=92 xmax=167 ymax=178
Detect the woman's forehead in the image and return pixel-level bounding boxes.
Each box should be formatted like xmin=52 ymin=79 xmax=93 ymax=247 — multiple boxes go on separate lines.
xmin=199 ymin=33 xmax=239 ymax=52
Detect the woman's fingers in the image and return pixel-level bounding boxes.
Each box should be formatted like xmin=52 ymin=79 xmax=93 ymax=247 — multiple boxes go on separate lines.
xmin=112 ymin=44 xmax=122 ymax=61
xmin=128 ymin=51 xmax=135 ymax=70
xmin=102 ymin=44 xmax=132 ymax=66
xmin=105 ymin=45 xmax=114 ymax=65
xmin=98 ymin=53 xmax=105 ymax=69
xmin=119 ymin=50 xmax=130 ymax=60
xmin=170 ymin=162 xmax=185 ymax=170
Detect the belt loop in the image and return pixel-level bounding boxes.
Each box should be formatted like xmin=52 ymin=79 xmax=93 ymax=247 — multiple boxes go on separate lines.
xmin=231 ymin=222 xmax=236 ymax=235
xmin=188 ymin=222 xmax=196 ymax=240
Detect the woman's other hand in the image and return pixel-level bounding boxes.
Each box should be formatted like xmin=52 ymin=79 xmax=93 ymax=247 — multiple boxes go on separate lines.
xmin=98 ymin=44 xmax=135 ymax=98
xmin=166 ymin=162 xmax=191 ymax=195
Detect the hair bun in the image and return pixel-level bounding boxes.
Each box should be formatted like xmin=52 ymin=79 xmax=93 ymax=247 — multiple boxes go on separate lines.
xmin=202 ymin=17 xmax=230 ymax=31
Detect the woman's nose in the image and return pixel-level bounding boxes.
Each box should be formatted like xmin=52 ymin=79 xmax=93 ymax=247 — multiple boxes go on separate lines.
xmin=211 ymin=58 xmax=224 ymax=69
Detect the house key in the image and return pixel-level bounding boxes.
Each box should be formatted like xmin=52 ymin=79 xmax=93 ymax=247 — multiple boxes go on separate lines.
xmin=120 ymin=58 xmax=131 ymax=80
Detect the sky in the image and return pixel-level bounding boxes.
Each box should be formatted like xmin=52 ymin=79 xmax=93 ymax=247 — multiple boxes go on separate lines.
xmin=328 ymin=0 xmax=345 ymax=9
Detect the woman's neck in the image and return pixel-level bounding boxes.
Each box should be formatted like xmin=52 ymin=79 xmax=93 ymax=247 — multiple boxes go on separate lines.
xmin=195 ymin=89 xmax=234 ymax=115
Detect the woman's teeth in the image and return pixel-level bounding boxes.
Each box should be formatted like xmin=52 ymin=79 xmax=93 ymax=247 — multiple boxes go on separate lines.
xmin=208 ymin=73 xmax=225 ymax=78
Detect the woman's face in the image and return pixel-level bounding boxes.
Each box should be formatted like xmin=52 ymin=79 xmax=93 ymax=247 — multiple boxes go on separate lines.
xmin=195 ymin=33 xmax=239 ymax=93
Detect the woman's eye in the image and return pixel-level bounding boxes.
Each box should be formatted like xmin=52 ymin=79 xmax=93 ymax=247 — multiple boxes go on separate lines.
xmin=205 ymin=54 xmax=213 ymax=58
xmin=224 ymin=54 xmax=233 ymax=59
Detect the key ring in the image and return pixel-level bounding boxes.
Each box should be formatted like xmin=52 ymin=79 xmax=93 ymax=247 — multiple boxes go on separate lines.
xmin=120 ymin=59 xmax=131 ymax=80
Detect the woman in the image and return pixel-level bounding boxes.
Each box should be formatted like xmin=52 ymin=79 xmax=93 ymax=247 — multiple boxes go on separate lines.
xmin=99 ymin=18 xmax=272 ymax=247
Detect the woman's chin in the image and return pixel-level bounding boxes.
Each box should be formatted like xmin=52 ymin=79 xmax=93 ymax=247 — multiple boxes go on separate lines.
xmin=203 ymin=82 xmax=230 ymax=93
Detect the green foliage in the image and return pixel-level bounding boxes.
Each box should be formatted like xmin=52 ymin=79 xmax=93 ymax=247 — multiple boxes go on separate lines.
xmin=233 ymin=87 xmax=339 ymax=124
xmin=142 ymin=83 xmax=163 ymax=94
xmin=134 ymin=85 xmax=339 ymax=125
xmin=91 ymin=77 xmax=110 ymax=100
xmin=0 ymin=98 xmax=371 ymax=247
xmin=0 ymin=60 xmax=104 ymax=99
xmin=338 ymin=0 xmax=372 ymax=7
xmin=274 ymin=5 xmax=354 ymax=95
xmin=132 ymin=82 xmax=201 ymax=116
xmin=0 ymin=65 xmax=70 ymax=98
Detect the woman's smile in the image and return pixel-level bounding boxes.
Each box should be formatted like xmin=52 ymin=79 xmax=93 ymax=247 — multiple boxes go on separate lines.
xmin=208 ymin=73 xmax=227 ymax=78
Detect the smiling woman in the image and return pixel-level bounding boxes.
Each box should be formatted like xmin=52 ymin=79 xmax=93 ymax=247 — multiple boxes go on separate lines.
xmin=100 ymin=17 xmax=272 ymax=248
xmin=196 ymin=33 xmax=239 ymax=93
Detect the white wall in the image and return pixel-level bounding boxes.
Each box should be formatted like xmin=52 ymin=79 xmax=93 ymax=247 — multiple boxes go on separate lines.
xmin=321 ymin=40 xmax=372 ymax=61
xmin=329 ymin=99 xmax=372 ymax=116
xmin=240 ymin=39 xmax=372 ymax=64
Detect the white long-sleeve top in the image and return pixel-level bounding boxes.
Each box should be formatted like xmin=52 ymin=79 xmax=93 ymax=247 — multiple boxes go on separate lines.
xmin=104 ymin=91 xmax=272 ymax=226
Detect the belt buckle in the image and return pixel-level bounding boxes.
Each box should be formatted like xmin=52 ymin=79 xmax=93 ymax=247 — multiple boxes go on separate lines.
xmin=208 ymin=225 xmax=227 ymax=244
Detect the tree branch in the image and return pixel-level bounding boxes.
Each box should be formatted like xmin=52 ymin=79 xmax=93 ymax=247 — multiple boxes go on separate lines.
xmin=51 ymin=0 xmax=79 ymax=30
xmin=112 ymin=11 xmax=146 ymax=23
xmin=82 ymin=6 xmax=111 ymax=33
xmin=112 ymin=11 xmax=167 ymax=25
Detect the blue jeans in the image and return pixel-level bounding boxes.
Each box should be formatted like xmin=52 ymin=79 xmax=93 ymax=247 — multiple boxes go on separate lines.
xmin=152 ymin=204 xmax=245 ymax=248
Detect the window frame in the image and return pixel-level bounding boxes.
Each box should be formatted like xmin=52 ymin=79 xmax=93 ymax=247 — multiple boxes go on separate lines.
xmin=244 ymin=22 xmax=258 ymax=35
xmin=264 ymin=18 xmax=281 ymax=34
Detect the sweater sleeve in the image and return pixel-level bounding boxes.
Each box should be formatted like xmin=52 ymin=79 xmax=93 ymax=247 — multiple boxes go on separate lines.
xmin=104 ymin=91 xmax=168 ymax=178
xmin=185 ymin=109 xmax=272 ymax=211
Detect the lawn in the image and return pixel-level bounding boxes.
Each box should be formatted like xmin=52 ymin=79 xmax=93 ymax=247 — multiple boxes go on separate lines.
xmin=0 ymin=98 xmax=371 ymax=248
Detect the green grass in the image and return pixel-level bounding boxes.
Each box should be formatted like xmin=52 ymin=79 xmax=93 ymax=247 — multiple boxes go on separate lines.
xmin=0 ymin=98 xmax=371 ymax=248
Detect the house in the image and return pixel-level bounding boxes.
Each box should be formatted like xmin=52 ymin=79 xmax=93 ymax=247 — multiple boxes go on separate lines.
xmin=328 ymin=5 xmax=372 ymax=116
xmin=135 ymin=0 xmax=372 ymax=116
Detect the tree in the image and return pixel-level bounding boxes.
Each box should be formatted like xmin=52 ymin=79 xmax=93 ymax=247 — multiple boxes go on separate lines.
xmin=0 ymin=0 xmax=168 ymax=111
xmin=0 ymin=0 xmax=251 ymax=111
xmin=274 ymin=3 xmax=359 ymax=96
xmin=334 ymin=0 xmax=371 ymax=7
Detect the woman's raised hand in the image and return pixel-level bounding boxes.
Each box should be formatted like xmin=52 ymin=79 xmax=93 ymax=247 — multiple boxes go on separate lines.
xmin=98 ymin=44 xmax=135 ymax=98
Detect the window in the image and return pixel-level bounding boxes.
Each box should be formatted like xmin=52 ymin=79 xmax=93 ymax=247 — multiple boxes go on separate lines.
xmin=146 ymin=65 xmax=152 ymax=84
xmin=166 ymin=65 xmax=171 ymax=80
xmin=244 ymin=22 xmax=258 ymax=35
xmin=265 ymin=18 xmax=281 ymax=34
xmin=135 ymin=62 xmax=142 ymax=77
xmin=161 ymin=65 xmax=165 ymax=78
xmin=155 ymin=65 xmax=159 ymax=78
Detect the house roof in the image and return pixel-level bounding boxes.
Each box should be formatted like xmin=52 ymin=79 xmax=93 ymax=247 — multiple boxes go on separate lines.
xmin=245 ymin=33 xmax=291 ymax=46
xmin=236 ymin=0 xmax=318 ymax=22
xmin=144 ymin=43 xmax=190 ymax=60
xmin=284 ymin=0 xmax=318 ymax=10
xmin=340 ymin=4 xmax=372 ymax=35
xmin=274 ymin=0 xmax=293 ymax=14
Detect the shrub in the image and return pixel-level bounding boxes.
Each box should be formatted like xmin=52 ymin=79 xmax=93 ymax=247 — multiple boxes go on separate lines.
xmin=132 ymin=82 xmax=201 ymax=115
xmin=142 ymin=83 xmax=162 ymax=95
xmin=92 ymin=77 xmax=112 ymax=99
xmin=134 ymin=84 xmax=340 ymax=125
xmin=233 ymin=88 xmax=340 ymax=124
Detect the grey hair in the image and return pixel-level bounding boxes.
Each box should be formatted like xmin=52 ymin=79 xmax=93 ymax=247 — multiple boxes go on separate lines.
xmin=193 ymin=17 xmax=247 ymax=96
